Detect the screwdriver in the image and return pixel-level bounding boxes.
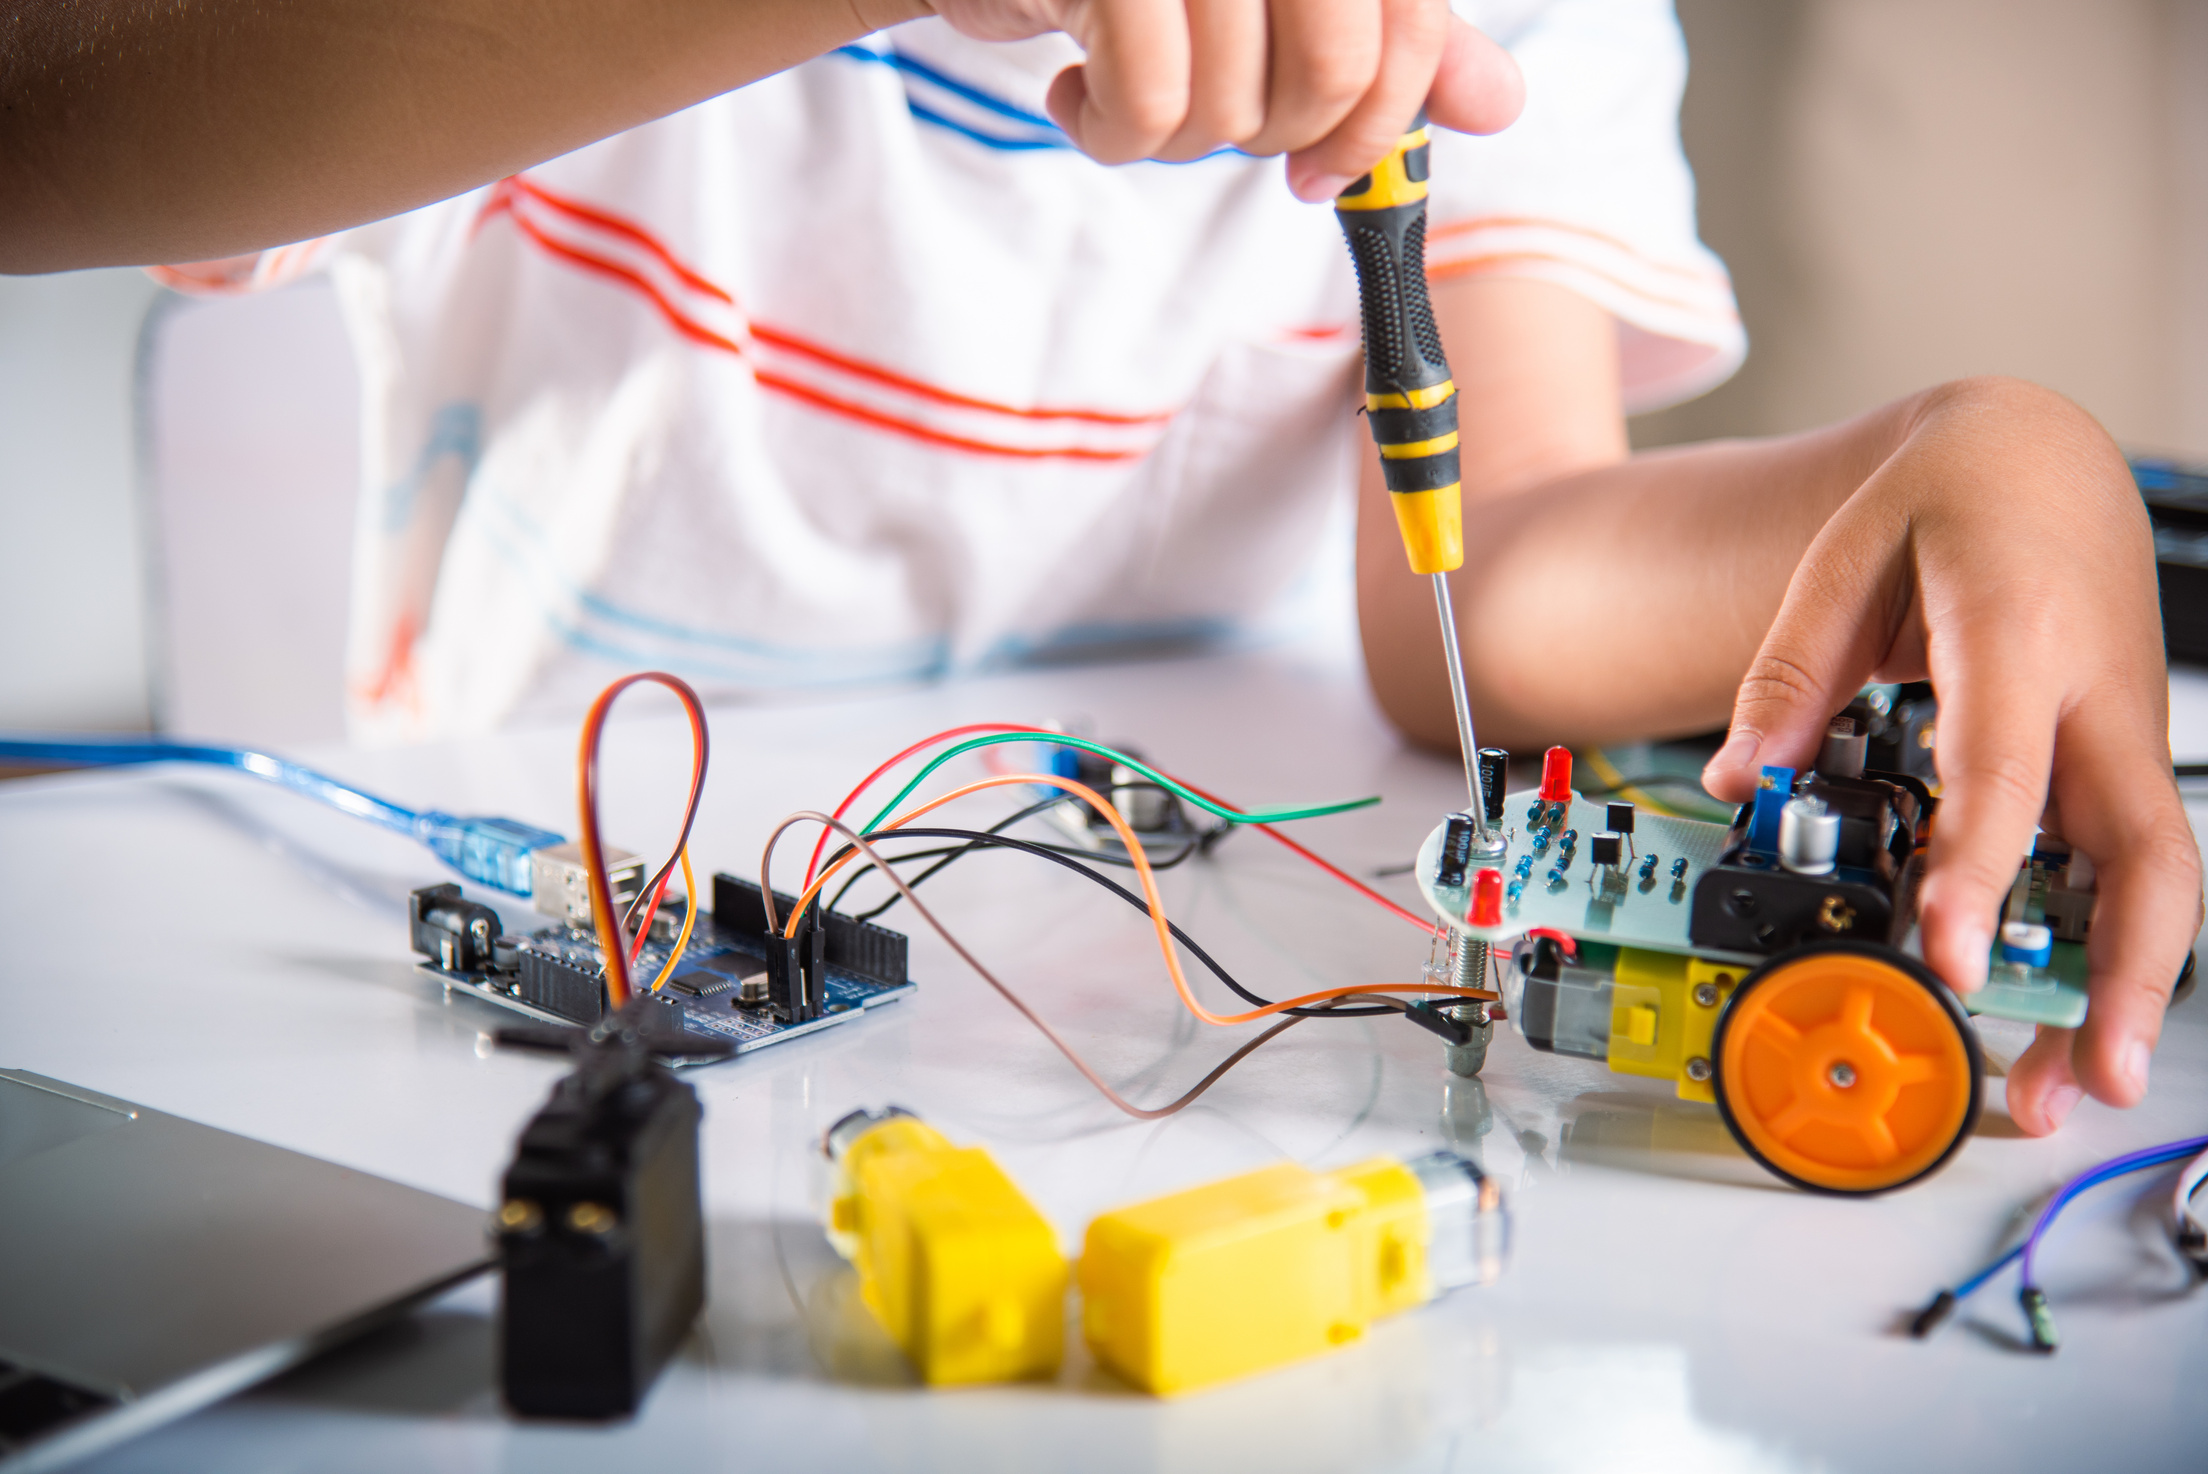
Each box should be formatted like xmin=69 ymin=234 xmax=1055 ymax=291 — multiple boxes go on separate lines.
xmin=1335 ymin=114 xmax=1496 ymax=848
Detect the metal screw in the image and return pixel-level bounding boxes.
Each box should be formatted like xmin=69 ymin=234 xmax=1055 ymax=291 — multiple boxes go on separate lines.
xmin=1828 ymin=1061 xmax=1857 ymax=1089
xmin=497 ymin=1199 xmax=543 ymax=1234
xmin=1692 ymin=982 xmax=1720 ymax=1008
xmin=1684 ymin=1056 xmax=1713 ymax=1083
xmin=566 ymin=1201 xmax=620 ymax=1235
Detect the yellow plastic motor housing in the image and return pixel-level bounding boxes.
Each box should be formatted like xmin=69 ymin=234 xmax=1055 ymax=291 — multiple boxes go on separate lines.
xmin=823 ymin=1108 xmax=1067 ymax=1385
xmin=1078 ymin=1152 xmax=1501 ymax=1396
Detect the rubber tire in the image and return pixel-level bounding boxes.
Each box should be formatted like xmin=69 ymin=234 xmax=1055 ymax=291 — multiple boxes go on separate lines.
xmin=1711 ymin=941 xmax=1982 ymax=1197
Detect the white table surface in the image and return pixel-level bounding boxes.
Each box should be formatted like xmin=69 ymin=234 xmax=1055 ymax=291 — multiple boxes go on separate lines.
xmin=7 ymin=646 xmax=2208 ymax=1474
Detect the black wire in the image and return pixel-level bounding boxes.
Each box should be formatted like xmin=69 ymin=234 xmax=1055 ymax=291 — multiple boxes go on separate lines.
xmin=854 ymin=825 xmax=1398 ymax=1019
xmin=824 ymin=786 xmax=1216 ymax=922
xmin=2176 ymin=763 xmax=2208 ymax=780
xmin=823 ymin=791 xmax=1068 ymax=916
xmin=822 ymin=843 xmax=978 ymax=916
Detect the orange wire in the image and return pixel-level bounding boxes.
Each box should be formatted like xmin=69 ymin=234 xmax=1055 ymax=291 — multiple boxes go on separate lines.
xmin=575 ymin=672 xmax=710 ymax=1009
xmin=800 ymin=722 xmax=1053 ymax=890
xmin=783 ymin=772 xmax=1491 ymax=1025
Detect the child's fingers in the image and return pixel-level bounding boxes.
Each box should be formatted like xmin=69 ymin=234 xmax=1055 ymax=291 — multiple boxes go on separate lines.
xmin=1423 ymin=12 xmax=1526 ymax=137
xmin=2036 ymin=709 xmax=2201 ymax=1109
xmin=1286 ymin=8 xmax=1518 ymax=199
xmin=1700 ymin=501 xmax=1901 ymax=804
xmin=1152 ymin=0 xmax=1268 ymax=162
xmin=2004 ymin=1026 xmax=2084 ymax=1135
xmin=1909 ymin=622 xmax=2059 ymax=998
xmin=1045 ymin=0 xmax=1193 ymax=163
xmin=1237 ymin=0 xmax=1390 ymax=164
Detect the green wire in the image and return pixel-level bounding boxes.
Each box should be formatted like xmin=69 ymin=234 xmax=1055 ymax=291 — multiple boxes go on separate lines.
xmin=857 ymin=733 xmax=1380 ymax=835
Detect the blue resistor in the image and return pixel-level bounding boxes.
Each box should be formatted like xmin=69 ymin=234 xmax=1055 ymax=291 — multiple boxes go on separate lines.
xmin=1532 ymin=828 xmax=1552 ymax=855
xmin=1506 ymin=882 xmax=1525 ymax=904
xmin=1747 ymin=765 xmax=1797 ymax=853
xmin=1545 ymin=865 xmax=1566 ymax=887
xmin=1638 ymin=854 xmax=1658 ymax=881
xmin=1670 ymin=857 xmax=1687 ymax=878
xmin=1526 ymin=801 xmax=1544 ymax=824
xmin=1560 ymin=829 xmax=1580 ymax=850
xmin=1514 ymin=855 xmax=1535 ymax=879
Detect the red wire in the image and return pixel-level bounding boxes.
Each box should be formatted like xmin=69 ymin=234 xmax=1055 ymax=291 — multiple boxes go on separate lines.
xmin=798 ymin=722 xmax=1055 ymax=890
xmin=1153 ymin=768 xmax=1439 ymax=936
xmin=809 ymin=724 xmax=1439 ymax=938
xmin=577 ymin=672 xmax=711 ymax=1007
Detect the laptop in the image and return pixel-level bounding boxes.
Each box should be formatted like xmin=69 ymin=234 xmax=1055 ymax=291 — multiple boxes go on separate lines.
xmin=0 ymin=1070 xmax=496 ymax=1472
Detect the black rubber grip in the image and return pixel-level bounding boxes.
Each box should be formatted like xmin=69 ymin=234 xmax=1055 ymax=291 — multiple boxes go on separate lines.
xmin=1383 ymin=448 xmax=1461 ymax=493
xmin=1338 ymin=203 xmax=1450 ymax=397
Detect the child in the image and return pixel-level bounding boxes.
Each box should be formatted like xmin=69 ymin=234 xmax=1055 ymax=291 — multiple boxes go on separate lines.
xmin=3 ymin=0 xmax=2192 ymax=1136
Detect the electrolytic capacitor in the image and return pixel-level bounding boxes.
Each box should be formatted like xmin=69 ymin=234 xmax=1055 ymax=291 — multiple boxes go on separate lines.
xmin=1477 ymin=749 xmax=1509 ymax=825
xmin=1818 ymin=716 xmax=1869 ymax=779
xmin=1777 ymin=796 xmax=1840 ymax=876
xmin=1436 ymin=811 xmax=1478 ymax=888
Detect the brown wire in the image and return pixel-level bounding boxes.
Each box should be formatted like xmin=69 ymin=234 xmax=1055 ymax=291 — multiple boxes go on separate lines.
xmin=761 ymin=811 xmax=1393 ymax=1121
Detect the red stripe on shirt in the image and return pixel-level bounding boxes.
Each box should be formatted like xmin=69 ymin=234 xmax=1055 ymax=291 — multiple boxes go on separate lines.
xmin=498 ymin=173 xmax=1175 ymax=430
xmin=483 ymin=189 xmax=1150 ymax=462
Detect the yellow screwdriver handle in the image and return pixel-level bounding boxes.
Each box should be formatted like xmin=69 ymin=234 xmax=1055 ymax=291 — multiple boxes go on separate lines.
xmin=1336 ymin=115 xmax=1462 ymax=576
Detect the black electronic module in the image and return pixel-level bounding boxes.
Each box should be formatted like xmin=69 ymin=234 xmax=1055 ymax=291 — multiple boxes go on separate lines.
xmin=408 ymin=876 xmax=916 ymax=1063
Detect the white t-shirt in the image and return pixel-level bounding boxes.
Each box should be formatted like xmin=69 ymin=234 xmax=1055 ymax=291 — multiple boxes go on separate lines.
xmin=159 ymin=0 xmax=1742 ymax=741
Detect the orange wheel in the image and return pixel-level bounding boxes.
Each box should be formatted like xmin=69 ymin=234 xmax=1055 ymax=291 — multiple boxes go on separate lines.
xmin=1712 ymin=943 xmax=1980 ymax=1195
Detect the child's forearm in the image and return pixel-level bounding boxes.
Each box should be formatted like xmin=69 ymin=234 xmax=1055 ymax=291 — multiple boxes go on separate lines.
xmin=1358 ymin=392 xmax=1902 ymax=753
xmin=1354 ymin=274 xmax=1893 ymax=752
xmin=1360 ymin=274 xmax=2196 ymax=1137
xmin=0 ymin=0 xmax=927 ymax=272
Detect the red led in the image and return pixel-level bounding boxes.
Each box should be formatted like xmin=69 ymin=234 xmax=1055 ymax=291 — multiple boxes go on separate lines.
xmin=1538 ymin=746 xmax=1574 ymax=804
xmin=1468 ymin=868 xmax=1504 ymax=927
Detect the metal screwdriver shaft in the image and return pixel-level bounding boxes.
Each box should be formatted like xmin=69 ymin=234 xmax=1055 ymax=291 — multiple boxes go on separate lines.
xmin=1336 ymin=115 xmax=1493 ymax=840
xmin=1430 ymin=572 xmax=1487 ymax=836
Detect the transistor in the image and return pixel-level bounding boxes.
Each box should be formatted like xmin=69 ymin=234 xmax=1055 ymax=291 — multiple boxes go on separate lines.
xmin=1589 ymin=832 xmax=1622 ymax=868
xmin=1606 ymin=802 xmax=1635 ymax=837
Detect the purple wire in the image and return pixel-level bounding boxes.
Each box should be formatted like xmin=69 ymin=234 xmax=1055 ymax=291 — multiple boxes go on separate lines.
xmin=2018 ymin=1134 xmax=2208 ymax=1288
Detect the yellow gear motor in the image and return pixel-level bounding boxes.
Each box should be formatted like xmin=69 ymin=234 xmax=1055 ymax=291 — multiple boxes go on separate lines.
xmin=822 ymin=1107 xmax=1068 ymax=1385
xmin=1078 ymin=1151 xmax=1505 ymax=1396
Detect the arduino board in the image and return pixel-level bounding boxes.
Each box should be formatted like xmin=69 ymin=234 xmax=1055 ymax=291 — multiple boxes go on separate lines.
xmin=408 ymin=873 xmax=916 ymax=1061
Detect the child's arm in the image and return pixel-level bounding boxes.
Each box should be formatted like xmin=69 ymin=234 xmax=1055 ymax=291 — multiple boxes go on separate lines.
xmin=0 ymin=0 xmax=1519 ymax=272
xmin=1358 ymin=272 xmax=2199 ymax=1137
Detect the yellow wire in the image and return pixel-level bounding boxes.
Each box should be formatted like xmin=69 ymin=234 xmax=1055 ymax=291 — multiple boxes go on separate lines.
xmin=645 ymin=846 xmax=699 ymax=993
xmin=1582 ymin=747 xmax=1682 ymax=818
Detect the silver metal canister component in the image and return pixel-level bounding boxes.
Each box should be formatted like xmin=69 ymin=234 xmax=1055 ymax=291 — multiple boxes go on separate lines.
xmin=1778 ymin=796 xmax=1841 ymax=875
xmin=1404 ymin=1150 xmax=1508 ymax=1290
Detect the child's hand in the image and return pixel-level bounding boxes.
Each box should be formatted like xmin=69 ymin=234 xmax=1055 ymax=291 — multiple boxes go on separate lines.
xmin=931 ymin=0 xmax=1524 ymax=195
xmin=1700 ymin=377 xmax=2202 ymax=1135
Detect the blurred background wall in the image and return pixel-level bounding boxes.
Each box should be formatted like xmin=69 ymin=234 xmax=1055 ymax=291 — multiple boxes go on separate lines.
xmin=3 ymin=0 xmax=2205 ymax=741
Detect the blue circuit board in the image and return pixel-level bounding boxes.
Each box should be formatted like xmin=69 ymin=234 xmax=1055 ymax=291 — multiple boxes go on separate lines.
xmin=419 ymin=918 xmax=916 ymax=1063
